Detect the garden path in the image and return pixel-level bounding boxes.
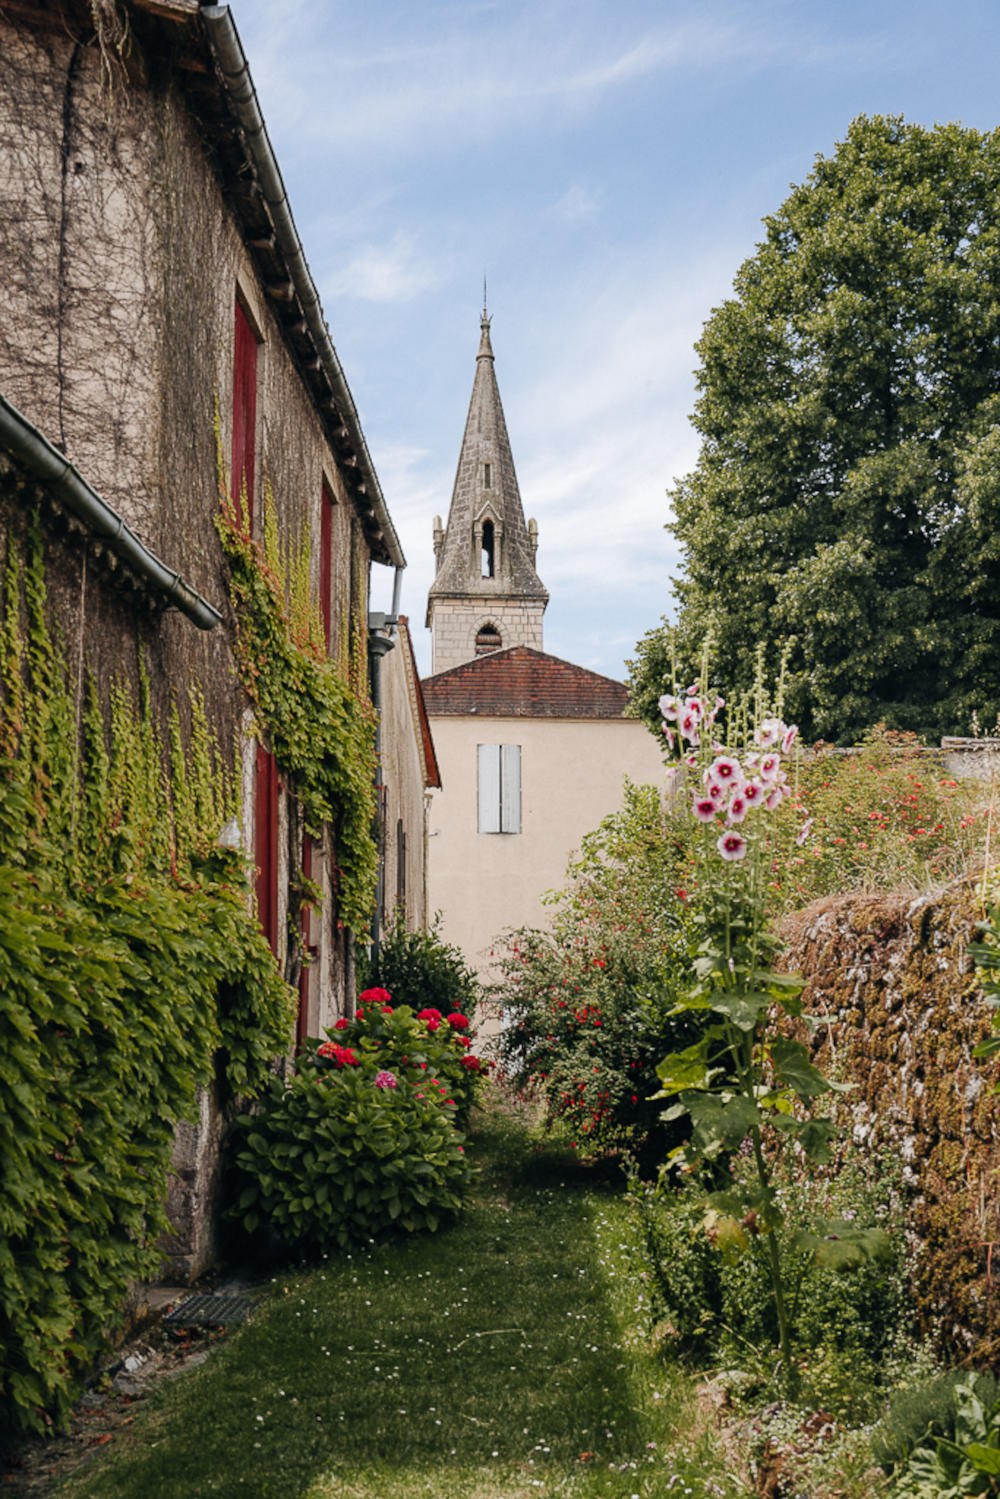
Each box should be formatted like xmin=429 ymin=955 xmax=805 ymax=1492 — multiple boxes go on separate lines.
xmin=42 ymin=1097 xmax=737 ymax=1499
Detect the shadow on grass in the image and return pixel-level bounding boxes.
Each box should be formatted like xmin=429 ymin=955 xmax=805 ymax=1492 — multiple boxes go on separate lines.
xmin=54 ymin=1097 xmax=656 ymax=1499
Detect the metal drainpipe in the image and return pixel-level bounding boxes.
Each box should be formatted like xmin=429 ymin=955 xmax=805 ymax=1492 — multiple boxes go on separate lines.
xmin=367 ymin=618 xmax=396 ymax=975
xmin=0 ymin=393 xmax=222 ymax=630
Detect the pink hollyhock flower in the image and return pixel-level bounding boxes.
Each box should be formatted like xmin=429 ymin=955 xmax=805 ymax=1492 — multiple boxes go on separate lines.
xmin=782 ymin=724 xmax=798 ymax=755
xmin=795 ymin=818 xmax=814 ymax=847
xmin=662 ymin=725 xmax=676 ymax=751
xmin=658 ymin=693 xmax=680 ymax=721
xmin=692 ymin=796 xmax=718 ymax=822
xmin=727 ymin=794 xmax=749 ymax=824
xmin=741 ymin=779 xmax=765 ymax=806
xmin=679 ymin=710 xmax=700 ymax=744
xmin=706 ymin=780 xmax=726 ymax=803
xmin=374 ymin=1070 xmax=398 ymax=1089
xmin=758 ymin=753 xmax=781 ymax=781
xmin=709 ymin=755 xmax=742 ymax=787
xmin=717 ymin=830 xmax=748 ymax=861
xmin=755 ymin=718 xmax=783 ymax=750
xmin=765 ymin=786 xmax=784 ymax=812
xmin=685 ymin=696 xmax=705 ymax=722
xmin=446 ymin=1012 xmax=470 ymax=1030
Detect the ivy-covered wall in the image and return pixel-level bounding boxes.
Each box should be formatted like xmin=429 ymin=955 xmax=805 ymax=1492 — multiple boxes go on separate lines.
xmin=781 ymin=882 xmax=1000 ymax=1363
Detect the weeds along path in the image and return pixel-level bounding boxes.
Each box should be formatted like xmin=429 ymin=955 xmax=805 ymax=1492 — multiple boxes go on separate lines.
xmin=55 ymin=1100 xmax=739 ymax=1499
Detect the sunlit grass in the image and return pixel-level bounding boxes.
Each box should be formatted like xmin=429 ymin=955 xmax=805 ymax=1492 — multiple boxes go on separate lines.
xmin=54 ymin=1096 xmax=743 ymax=1498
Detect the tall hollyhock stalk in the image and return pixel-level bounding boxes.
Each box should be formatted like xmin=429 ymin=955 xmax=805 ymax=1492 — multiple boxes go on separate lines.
xmin=654 ymin=670 xmax=887 ymax=1389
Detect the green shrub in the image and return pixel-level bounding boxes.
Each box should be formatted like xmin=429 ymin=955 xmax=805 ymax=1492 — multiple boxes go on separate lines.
xmin=891 ymin=1376 xmax=1000 ymax=1497
xmin=632 ymin=1134 xmax=914 ymax=1418
xmin=873 ymin=1370 xmax=1000 ymax=1472
xmin=229 ymin=1029 xmax=474 ymax=1250
xmin=365 ymin=911 xmax=480 ymax=1016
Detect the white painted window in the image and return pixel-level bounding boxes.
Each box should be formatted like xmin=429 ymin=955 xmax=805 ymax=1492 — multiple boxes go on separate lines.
xmin=477 ymin=744 xmax=521 ymax=834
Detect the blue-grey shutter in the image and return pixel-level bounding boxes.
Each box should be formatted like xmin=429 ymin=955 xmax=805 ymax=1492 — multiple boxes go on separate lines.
xmin=500 ymin=744 xmax=521 ymax=833
xmin=477 ymin=744 xmax=501 ymax=833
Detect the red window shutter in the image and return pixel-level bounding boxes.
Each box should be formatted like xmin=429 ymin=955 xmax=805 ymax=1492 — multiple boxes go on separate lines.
xmin=255 ymin=744 xmax=280 ymax=956
xmin=297 ymin=835 xmax=316 ymax=1046
xmin=232 ymin=300 xmax=259 ymax=530
xmin=319 ymin=482 xmax=334 ymax=652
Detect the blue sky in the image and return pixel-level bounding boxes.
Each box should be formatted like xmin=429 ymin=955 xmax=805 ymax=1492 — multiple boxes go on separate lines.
xmin=231 ymin=0 xmax=1000 ymax=681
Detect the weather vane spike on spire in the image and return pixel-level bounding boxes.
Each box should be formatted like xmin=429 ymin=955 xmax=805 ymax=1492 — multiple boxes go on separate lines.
xmin=482 ymin=273 xmax=488 ymax=319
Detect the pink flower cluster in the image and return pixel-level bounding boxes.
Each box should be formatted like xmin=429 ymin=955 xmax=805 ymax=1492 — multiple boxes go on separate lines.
xmin=374 ymin=1070 xmax=398 ymax=1090
xmin=657 ymin=685 xmax=725 ymax=752
xmin=660 ymin=690 xmax=802 ymax=862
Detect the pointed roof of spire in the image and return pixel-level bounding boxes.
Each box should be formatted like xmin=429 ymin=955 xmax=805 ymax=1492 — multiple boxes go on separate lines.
xmin=428 ymin=311 xmax=547 ymax=605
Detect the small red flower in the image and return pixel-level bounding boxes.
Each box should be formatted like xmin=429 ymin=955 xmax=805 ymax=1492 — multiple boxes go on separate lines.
xmin=446 ymin=1012 xmax=470 ymax=1030
xmin=418 ymin=1008 xmax=443 ymax=1031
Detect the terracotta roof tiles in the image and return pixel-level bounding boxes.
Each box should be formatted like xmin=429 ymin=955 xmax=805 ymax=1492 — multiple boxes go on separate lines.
xmin=421 ymin=646 xmax=632 ymax=720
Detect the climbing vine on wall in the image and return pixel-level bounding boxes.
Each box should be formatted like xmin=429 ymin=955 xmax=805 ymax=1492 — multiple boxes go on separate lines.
xmin=215 ymin=458 xmax=379 ymax=935
xmin=0 ymin=505 xmax=295 ymax=1439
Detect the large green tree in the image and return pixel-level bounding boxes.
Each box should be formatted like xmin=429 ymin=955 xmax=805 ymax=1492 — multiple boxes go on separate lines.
xmin=648 ymin=115 xmax=1000 ymax=743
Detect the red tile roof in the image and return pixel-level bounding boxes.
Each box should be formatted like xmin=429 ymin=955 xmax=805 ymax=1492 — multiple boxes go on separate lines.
xmin=421 ymin=646 xmax=632 ymax=719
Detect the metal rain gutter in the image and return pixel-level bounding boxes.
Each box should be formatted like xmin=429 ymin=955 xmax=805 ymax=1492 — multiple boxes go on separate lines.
xmin=200 ymin=3 xmax=406 ymax=571
xmin=0 ymin=393 xmax=223 ymax=631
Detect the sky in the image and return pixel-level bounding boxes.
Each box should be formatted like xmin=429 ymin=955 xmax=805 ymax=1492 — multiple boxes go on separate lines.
xmin=230 ymin=0 xmax=1000 ymax=682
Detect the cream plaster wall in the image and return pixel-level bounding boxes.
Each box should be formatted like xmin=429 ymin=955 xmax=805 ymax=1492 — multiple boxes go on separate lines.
xmin=426 ymin=713 xmax=666 ymax=1000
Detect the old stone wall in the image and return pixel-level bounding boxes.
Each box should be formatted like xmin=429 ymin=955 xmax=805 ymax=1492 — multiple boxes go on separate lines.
xmin=429 ymin=595 xmax=545 ymax=675
xmin=781 ymin=882 xmax=1000 ymax=1362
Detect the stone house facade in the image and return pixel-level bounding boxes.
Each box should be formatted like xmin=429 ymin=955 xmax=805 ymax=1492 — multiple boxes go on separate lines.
xmin=0 ymin=0 xmax=417 ymax=1273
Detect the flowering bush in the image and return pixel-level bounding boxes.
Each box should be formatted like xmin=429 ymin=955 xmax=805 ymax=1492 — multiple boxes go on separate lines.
xmin=773 ymin=728 xmax=990 ymax=909
xmin=343 ymin=993 xmax=487 ymax=1126
xmin=230 ymin=1048 xmax=472 ymax=1250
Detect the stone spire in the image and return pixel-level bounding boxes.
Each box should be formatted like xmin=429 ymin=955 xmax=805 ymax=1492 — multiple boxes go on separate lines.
xmin=426 ymin=310 xmax=548 ymax=675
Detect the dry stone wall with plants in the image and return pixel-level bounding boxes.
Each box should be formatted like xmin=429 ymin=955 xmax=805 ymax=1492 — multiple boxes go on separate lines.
xmin=781 ymin=881 xmax=1000 ymax=1364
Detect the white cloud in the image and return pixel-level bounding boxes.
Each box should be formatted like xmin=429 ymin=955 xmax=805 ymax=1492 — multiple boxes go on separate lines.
xmin=326 ymin=231 xmax=440 ymax=304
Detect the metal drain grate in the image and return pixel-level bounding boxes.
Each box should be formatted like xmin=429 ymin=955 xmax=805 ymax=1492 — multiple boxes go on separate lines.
xmin=162 ymin=1293 xmax=259 ymax=1327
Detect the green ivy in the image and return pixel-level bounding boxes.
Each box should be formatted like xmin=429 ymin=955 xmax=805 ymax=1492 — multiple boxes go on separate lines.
xmin=214 ymin=469 xmax=379 ymax=934
xmin=0 ymin=512 xmax=295 ymax=1439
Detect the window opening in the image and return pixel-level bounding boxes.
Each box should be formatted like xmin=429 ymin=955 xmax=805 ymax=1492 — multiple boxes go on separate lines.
xmin=484 ymin=461 xmax=492 ymax=488
xmin=477 ymin=744 xmax=521 ymax=834
xmin=481 ymin=518 xmax=495 ymax=577
xmin=475 ymin=623 xmax=502 ymax=655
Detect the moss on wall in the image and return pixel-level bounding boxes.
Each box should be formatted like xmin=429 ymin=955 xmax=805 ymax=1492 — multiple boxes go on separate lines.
xmin=781 ymin=882 xmax=1000 ymax=1363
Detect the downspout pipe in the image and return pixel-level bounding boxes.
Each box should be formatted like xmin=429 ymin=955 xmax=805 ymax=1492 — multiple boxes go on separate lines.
xmin=0 ymin=393 xmax=223 ymax=630
xmin=367 ymin=618 xmax=396 ymax=974
xmin=200 ymin=4 xmax=406 ymax=572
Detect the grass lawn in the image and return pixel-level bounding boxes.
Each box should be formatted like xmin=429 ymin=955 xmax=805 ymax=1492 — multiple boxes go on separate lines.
xmin=51 ymin=1093 xmax=741 ymax=1499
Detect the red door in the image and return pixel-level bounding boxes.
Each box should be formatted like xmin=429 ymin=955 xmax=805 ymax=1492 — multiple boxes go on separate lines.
xmin=232 ymin=300 xmax=259 ymax=531
xmin=254 ymin=744 xmax=279 ymax=956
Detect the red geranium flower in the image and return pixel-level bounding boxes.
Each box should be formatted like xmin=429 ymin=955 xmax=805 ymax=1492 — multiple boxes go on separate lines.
xmin=418 ymin=1008 xmax=443 ymax=1031
xmin=446 ymin=1012 xmax=470 ymax=1030
xmin=358 ymin=987 xmax=393 ymax=1007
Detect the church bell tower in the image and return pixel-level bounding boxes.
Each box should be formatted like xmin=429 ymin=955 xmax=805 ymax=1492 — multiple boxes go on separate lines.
xmin=426 ymin=309 xmax=548 ymax=675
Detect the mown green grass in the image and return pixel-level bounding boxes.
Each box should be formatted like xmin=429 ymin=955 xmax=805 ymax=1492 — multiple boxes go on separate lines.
xmin=55 ymin=1098 xmax=741 ymax=1499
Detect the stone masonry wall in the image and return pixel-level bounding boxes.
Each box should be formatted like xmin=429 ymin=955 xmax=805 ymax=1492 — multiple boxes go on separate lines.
xmin=429 ymin=596 xmax=545 ymax=674
xmin=780 ymin=881 xmax=1000 ymax=1362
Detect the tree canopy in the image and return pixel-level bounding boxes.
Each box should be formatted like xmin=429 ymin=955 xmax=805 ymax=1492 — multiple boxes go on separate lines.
xmin=641 ymin=115 xmax=1000 ymax=744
